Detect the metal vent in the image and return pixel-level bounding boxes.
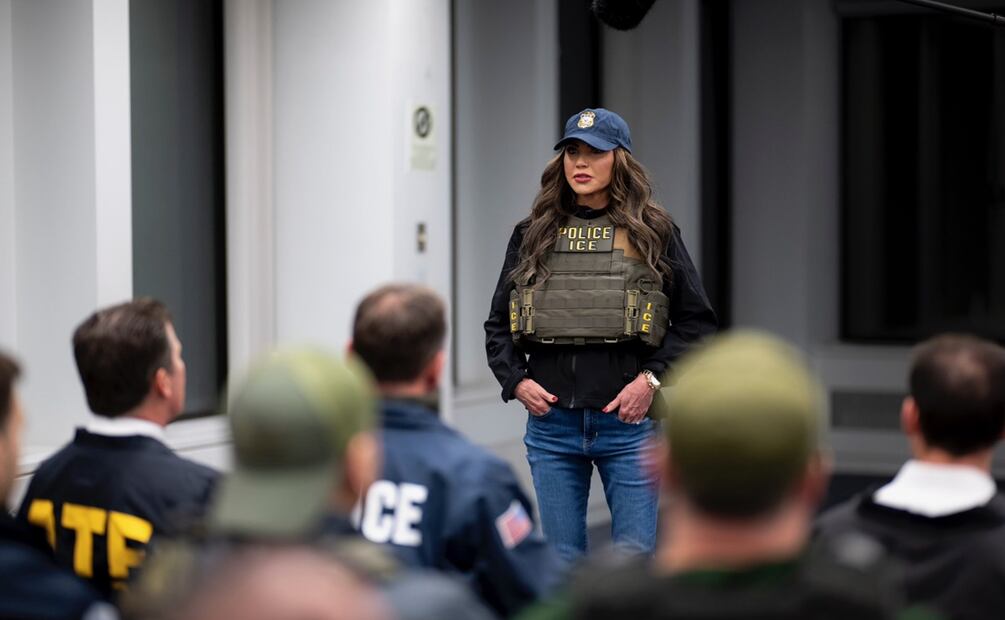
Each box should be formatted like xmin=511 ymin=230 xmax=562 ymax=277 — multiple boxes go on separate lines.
xmin=830 ymin=390 xmax=904 ymax=431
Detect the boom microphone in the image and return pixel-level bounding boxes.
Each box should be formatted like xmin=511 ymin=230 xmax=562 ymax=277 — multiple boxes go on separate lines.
xmin=591 ymin=0 xmax=658 ymax=31
xmin=897 ymin=0 xmax=1005 ymax=26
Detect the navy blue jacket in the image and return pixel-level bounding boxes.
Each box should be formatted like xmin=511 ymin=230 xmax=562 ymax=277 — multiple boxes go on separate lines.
xmin=0 ymin=512 xmax=112 ymax=619
xmin=358 ymin=399 xmax=564 ymax=617
xmin=17 ymin=430 xmax=218 ymax=598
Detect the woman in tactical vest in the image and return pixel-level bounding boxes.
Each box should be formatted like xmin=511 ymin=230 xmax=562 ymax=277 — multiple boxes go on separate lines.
xmin=485 ymin=108 xmax=717 ymax=561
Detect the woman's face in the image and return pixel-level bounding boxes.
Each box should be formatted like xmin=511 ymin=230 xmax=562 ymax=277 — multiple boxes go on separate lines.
xmin=563 ymin=140 xmax=614 ymax=206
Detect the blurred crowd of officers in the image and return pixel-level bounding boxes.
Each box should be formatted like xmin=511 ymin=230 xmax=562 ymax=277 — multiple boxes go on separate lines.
xmin=0 ymin=284 xmax=1003 ymax=619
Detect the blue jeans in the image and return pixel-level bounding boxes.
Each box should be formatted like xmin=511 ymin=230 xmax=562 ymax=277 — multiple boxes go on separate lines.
xmin=524 ymin=406 xmax=659 ymax=563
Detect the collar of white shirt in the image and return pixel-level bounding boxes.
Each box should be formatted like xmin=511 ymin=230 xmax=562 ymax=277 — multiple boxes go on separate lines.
xmin=85 ymin=416 xmax=166 ymax=443
xmin=873 ymin=459 xmax=996 ymax=518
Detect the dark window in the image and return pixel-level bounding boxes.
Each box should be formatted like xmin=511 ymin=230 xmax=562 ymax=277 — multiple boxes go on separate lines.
xmin=841 ymin=6 xmax=1005 ymax=342
xmin=699 ymin=0 xmax=732 ymax=328
xmin=558 ymin=0 xmax=603 ymax=122
xmin=130 ymin=0 xmax=227 ymax=416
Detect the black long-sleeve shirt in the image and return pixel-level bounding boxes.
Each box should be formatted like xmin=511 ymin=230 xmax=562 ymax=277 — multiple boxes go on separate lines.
xmin=484 ymin=208 xmax=717 ymax=412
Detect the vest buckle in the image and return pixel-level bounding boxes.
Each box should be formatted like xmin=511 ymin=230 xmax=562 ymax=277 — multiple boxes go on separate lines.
xmin=521 ymin=289 xmax=535 ymax=333
xmin=625 ymin=289 xmax=640 ymax=334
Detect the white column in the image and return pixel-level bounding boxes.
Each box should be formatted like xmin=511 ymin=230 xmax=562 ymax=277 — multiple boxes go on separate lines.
xmin=388 ymin=0 xmax=451 ymax=298
xmin=272 ymin=0 xmax=395 ymax=349
xmin=92 ymin=0 xmax=132 ymax=307
xmin=387 ymin=0 xmax=453 ymax=417
xmin=0 ymin=0 xmax=15 ymax=350
xmin=270 ymin=0 xmax=452 ymax=352
xmin=9 ymin=0 xmax=132 ymax=453
xmin=224 ymin=0 xmax=276 ymax=378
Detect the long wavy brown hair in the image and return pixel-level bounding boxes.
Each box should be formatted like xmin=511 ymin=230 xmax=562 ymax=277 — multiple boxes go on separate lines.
xmin=511 ymin=147 xmax=675 ymax=286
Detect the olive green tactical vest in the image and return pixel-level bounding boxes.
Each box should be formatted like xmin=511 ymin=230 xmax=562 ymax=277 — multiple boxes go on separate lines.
xmin=511 ymin=214 xmax=670 ymax=346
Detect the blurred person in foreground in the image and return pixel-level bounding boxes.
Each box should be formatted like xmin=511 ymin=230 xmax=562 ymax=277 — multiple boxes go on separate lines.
xmin=522 ymin=331 xmax=933 ymax=620
xmin=152 ymin=545 xmax=393 ymax=620
xmin=17 ymin=299 xmax=218 ymax=598
xmin=817 ymin=334 xmax=1005 ymax=620
xmin=0 ymin=351 xmax=115 ymax=620
xmin=351 ymin=284 xmax=563 ymax=617
xmin=123 ymin=349 xmax=492 ymax=620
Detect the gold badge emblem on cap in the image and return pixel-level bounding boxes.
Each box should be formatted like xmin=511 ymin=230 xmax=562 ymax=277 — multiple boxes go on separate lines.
xmin=577 ymin=110 xmax=596 ymax=129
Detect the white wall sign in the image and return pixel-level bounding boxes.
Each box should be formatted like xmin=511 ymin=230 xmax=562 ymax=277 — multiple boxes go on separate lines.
xmin=410 ymin=104 xmax=435 ymax=171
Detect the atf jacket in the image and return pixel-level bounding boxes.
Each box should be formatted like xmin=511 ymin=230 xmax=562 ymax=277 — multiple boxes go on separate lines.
xmin=816 ymin=488 xmax=1005 ymax=620
xmin=485 ymin=207 xmax=717 ymax=411
xmin=0 ymin=513 xmax=112 ymax=620
xmin=359 ymin=399 xmax=564 ymax=617
xmin=17 ymin=430 xmax=219 ymax=598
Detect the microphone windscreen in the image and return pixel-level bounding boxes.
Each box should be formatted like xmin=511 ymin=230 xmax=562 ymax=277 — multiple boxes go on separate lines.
xmin=591 ymin=0 xmax=657 ymax=30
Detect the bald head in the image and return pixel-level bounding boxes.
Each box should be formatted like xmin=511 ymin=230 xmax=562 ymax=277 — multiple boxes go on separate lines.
xmin=352 ymin=284 xmax=446 ymax=383
xmin=173 ymin=547 xmax=393 ymax=620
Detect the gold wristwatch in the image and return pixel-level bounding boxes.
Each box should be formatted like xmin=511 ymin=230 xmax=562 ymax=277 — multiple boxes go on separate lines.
xmin=641 ymin=369 xmax=661 ymax=392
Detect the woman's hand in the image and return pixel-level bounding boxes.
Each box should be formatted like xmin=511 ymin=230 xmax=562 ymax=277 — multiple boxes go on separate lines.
xmin=603 ymin=374 xmax=654 ymax=424
xmin=515 ymin=378 xmax=558 ymax=416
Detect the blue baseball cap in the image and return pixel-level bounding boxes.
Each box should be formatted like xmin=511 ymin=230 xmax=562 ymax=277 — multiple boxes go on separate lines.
xmin=554 ymin=108 xmax=633 ymax=153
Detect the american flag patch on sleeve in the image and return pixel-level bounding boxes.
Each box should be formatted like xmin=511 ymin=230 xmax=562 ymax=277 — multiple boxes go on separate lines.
xmin=495 ymin=500 xmax=533 ymax=549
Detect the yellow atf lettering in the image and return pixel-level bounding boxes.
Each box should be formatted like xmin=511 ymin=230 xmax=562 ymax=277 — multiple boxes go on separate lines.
xmin=107 ymin=511 xmax=153 ymax=579
xmin=27 ymin=499 xmax=57 ymax=549
xmin=62 ymin=503 xmax=106 ymax=578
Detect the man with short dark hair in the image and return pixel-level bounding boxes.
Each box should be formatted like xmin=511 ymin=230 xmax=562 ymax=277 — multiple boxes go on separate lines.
xmin=0 ymin=351 xmax=115 ymax=619
xmin=817 ymin=334 xmax=1005 ymax=620
xmin=352 ymin=284 xmax=563 ymax=618
xmin=17 ymin=299 xmax=218 ymax=598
